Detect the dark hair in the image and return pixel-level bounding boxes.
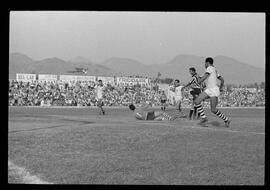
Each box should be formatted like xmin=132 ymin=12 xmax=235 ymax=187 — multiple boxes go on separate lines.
xmin=175 ymin=79 xmax=180 ymax=83
xmin=205 ymin=57 xmax=214 ymax=64
xmin=189 ymin=67 xmax=196 ymax=72
xmin=98 ymin=80 xmax=102 ymax=82
xmin=129 ymin=104 xmax=136 ymax=111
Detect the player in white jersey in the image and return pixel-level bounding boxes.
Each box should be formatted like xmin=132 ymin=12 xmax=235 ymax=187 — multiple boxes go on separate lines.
xmin=95 ymin=80 xmax=105 ymax=115
xmin=194 ymin=57 xmax=231 ymax=127
xmin=169 ymin=79 xmax=186 ymax=117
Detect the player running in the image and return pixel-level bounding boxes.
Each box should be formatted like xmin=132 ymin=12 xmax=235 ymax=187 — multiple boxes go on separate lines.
xmin=128 ymin=103 xmax=186 ymax=121
xmin=160 ymin=91 xmax=167 ymax=111
xmin=95 ymin=80 xmax=105 ymax=115
xmin=194 ymin=57 xmax=231 ymax=127
xmin=181 ymin=67 xmax=202 ymax=120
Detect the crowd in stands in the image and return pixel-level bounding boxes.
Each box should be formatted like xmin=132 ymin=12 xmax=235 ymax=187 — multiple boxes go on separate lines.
xmin=8 ymin=80 xmax=265 ymax=108
xmin=218 ymin=87 xmax=265 ymax=107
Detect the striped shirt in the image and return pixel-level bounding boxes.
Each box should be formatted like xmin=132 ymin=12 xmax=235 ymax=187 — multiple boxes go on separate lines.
xmin=160 ymin=94 xmax=167 ymax=101
xmin=188 ymin=73 xmax=201 ymax=89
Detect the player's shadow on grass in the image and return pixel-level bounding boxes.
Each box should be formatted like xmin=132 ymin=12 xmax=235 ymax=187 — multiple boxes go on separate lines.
xmin=208 ymin=120 xmax=222 ymax=127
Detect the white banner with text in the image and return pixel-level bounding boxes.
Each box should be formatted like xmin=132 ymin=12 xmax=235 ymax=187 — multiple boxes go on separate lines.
xmin=16 ymin=73 xmax=36 ymax=82
xmin=116 ymin=77 xmax=150 ymax=86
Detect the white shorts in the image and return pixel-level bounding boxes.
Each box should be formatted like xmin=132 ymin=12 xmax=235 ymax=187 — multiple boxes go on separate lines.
xmin=204 ymin=87 xmax=220 ymax=97
xmin=174 ymin=96 xmax=182 ymax=102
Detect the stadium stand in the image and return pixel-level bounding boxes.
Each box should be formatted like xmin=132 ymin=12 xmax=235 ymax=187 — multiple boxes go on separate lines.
xmin=8 ymin=78 xmax=265 ymax=107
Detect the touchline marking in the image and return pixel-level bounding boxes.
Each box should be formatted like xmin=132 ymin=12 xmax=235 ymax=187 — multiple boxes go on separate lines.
xmin=8 ymin=161 xmax=53 ymax=184
xmin=79 ymin=118 xmax=265 ymax=136
xmin=124 ymin=120 xmax=265 ymax=135
xmin=179 ymin=124 xmax=265 ymax=135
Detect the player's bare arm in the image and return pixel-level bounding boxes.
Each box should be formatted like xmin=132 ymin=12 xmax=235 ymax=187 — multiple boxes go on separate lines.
xmin=182 ymin=82 xmax=191 ymax=90
xmin=181 ymin=89 xmax=185 ymax=100
xmin=217 ymin=76 xmax=224 ymax=91
xmin=197 ymin=73 xmax=210 ymax=84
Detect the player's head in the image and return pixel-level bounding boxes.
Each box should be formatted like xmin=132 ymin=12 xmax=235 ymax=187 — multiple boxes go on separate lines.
xmin=205 ymin=57 xmax=214 ymax=68
xmin=174 ymin=79 xmax=180 ymax=86
xmin=129 ymin=104 xmax=136 ymax=111
xmin=189 ymin=67 xmax=196 ymax=75
xmin=98 ymin=80 xmax=103 ymax=85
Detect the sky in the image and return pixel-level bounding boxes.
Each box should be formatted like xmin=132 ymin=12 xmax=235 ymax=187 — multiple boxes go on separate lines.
xmin=9 ymin=11 xmax=265 ymax=68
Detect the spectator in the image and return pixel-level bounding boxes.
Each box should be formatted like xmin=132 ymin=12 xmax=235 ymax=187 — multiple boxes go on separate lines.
xmin=8 ymin=79 xmax=265 ymax=108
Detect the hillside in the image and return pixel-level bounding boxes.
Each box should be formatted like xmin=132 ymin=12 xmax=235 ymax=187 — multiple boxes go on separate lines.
xmin=9 ymin=52 xmax=34 ymax=73
xmin=100 ymin=57 xmax=151 ymax=76
xmin=9 ymin=53 xmax=113 ymax=77
xmin=148 ymin=54 xmax=264 ymax=84
xmin=9 ymin=53 xmax=265 ymax=84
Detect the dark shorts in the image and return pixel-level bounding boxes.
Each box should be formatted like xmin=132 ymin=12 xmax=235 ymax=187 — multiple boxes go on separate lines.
xmin=146 ymin=111 xmax=155 ymax=120
xmin=161 ymin=99 xmax=166 ymax=104
xmin=190 ymin=88 xmax=201 ymax=100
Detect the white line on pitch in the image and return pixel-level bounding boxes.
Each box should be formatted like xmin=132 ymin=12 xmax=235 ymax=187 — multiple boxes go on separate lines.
xmin=179 ymin=124 xmax=265 ymax=135
xmin=125 ymin=121 xmax=265 ymax=135
xmin=21 ymin=114 xmax=265 ymax=136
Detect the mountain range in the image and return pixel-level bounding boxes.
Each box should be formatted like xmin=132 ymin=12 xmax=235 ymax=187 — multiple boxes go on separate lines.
xmin=9 ymin=52 xmax=265 ymax=85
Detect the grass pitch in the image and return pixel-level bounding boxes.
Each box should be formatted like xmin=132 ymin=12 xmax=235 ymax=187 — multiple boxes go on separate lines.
xmin=8 ymin=106 xmax=265 ymax=185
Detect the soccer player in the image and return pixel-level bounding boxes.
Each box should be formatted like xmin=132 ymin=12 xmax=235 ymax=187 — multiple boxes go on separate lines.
xmin=170 ymin=79 xmax=185 ymax=114
xmin=194 ymin=57 xmax=231 ymax=127
xmin=160 ymin=91 xmax=167 ymax=111
xmin=95 ymin=80 xmax=105 ymax=115
xmin=128 ymin=103 xmax=186 ymax=121
xmin=182 ymin=67 xmax=202 ymax=120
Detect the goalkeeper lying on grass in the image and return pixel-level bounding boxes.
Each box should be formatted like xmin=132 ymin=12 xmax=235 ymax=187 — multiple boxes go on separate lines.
xmin=129 ymin=103 xmax=186 ymax=121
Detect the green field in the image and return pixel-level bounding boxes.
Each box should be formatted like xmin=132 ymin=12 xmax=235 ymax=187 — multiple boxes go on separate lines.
xmin=8 ymin=106 xmax=265 ymax=185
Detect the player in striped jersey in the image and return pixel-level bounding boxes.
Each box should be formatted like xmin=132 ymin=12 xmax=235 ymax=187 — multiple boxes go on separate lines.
xmin=182 ymin=67 xmax=202 ymax=120
xmin=160 ymin=91 xmax=167 ymax=111
xmin=128 ymin=103 xmax=186 ymax=121
xmin=194 ymin=57 xmax=231 ymax=127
